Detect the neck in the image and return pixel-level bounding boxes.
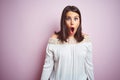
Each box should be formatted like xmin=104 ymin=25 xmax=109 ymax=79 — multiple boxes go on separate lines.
xmin=68 ymin=35 xmax=74 ymax=39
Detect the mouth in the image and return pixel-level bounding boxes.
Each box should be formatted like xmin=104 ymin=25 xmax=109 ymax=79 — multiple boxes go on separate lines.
xmin=70 ymin=27 xmax=74 ymax=32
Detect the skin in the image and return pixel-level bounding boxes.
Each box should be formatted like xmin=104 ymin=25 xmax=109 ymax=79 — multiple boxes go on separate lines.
xmin=65 ymin=11 xmax=80 ymax=39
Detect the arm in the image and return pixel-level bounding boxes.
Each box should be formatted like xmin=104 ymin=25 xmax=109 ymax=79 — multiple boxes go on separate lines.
xmin=41 ymin=44 xmax=54 ymax=80
xmin=85 ymin=42 xmax=94 ymax=80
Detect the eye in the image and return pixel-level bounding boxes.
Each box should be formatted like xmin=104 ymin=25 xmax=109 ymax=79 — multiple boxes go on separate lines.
xmin=65 ymin=17 xmax=71 ymax=21
xmin=74 ymin=17 xmax=79 ymax=21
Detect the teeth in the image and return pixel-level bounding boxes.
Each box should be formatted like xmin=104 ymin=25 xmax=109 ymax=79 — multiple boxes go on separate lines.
xmin=71 ymin=27 xmax=74 ymax=32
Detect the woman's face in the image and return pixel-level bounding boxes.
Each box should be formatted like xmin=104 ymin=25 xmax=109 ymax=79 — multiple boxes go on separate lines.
xmin=65 ymin=11 xmax=80 ymax=36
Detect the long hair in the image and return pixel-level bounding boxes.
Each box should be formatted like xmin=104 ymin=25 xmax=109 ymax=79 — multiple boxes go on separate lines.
xmin=55 ymin=5 xmax=84 ymax=42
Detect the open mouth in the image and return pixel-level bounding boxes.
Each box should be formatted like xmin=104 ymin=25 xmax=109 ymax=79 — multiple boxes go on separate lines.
xmin=70 ymin=27 xmax=74 ymax=32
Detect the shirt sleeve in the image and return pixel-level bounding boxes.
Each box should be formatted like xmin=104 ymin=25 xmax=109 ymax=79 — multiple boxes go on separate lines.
xmin=41 ymin=44 xmax=54 ymax=80
xmin=85 ymin=42 xmax=94 ymax=80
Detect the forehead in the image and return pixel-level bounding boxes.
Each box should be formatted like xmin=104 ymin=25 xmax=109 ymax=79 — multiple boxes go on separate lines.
xmin=66 ymin=11 xmax=79 ymax=17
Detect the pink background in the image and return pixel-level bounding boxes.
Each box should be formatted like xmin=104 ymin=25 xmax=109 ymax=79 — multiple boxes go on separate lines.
xmin=1 ymin=0 xmax=120 ymax=80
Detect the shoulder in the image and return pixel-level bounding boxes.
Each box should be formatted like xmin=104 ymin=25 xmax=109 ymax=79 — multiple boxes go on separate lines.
xmin=82 ymin=33 xmax=89 ymax=37
xmin=50 ymin=34 xmax=58 ymax=39
xmin=82 ymin=33 xmax=89 ymax=39
xmin=48 ymin=34 xmax=59 ymax=44
xmin=82 ymin=33 xmax=91 ymax=42
xmin=81 ymin=33 xmax=92 ymax=49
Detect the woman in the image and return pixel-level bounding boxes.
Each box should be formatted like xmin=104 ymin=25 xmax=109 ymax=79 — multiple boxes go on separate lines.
xmin=41 ymin=5 xmax=94 ymax=80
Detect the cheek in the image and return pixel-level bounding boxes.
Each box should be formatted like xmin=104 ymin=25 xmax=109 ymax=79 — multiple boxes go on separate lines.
xmin=65 ymin=21 xmax=71 ymax=27
xmin=75 ymin=22 xmax=80 ymax=28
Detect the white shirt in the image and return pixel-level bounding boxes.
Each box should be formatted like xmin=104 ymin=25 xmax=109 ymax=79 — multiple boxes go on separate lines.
xmin=41 ymin=35 xmax=94 ymax=80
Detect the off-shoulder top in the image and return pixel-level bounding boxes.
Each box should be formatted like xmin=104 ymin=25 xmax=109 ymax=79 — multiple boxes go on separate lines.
xmin=41 ymin=35 xmax=94 ymax=80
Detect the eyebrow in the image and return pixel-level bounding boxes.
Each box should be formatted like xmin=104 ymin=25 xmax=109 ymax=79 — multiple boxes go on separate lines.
xmin=74 ymin=16 xmax=79 ymax=17
xmin=66 ymin=15 xmax=79 ymax=17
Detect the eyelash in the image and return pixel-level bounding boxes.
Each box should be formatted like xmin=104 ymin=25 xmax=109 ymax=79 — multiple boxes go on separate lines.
xmin=66 ymin=17 xmax=71 ymax=20
xmin=74 ymin=18 xmax=78 ymax=20
xmin=66 ymin=17 xmax=78 ymax=21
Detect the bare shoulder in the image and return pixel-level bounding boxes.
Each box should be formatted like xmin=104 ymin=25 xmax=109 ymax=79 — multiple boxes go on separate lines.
xmin=48 ymin=34 xmax=59 ymax=44
xmin=82 ymin=33 xmax=89 ymax=37
xmin=50 ymin=34 xmax=58 ymax=39
xmin=82 ymin=33 xmax=92 ymax=42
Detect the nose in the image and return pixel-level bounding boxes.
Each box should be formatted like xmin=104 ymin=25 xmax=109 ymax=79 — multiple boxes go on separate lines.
xmin=71 ymin=19 xmax=74 ymax=25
